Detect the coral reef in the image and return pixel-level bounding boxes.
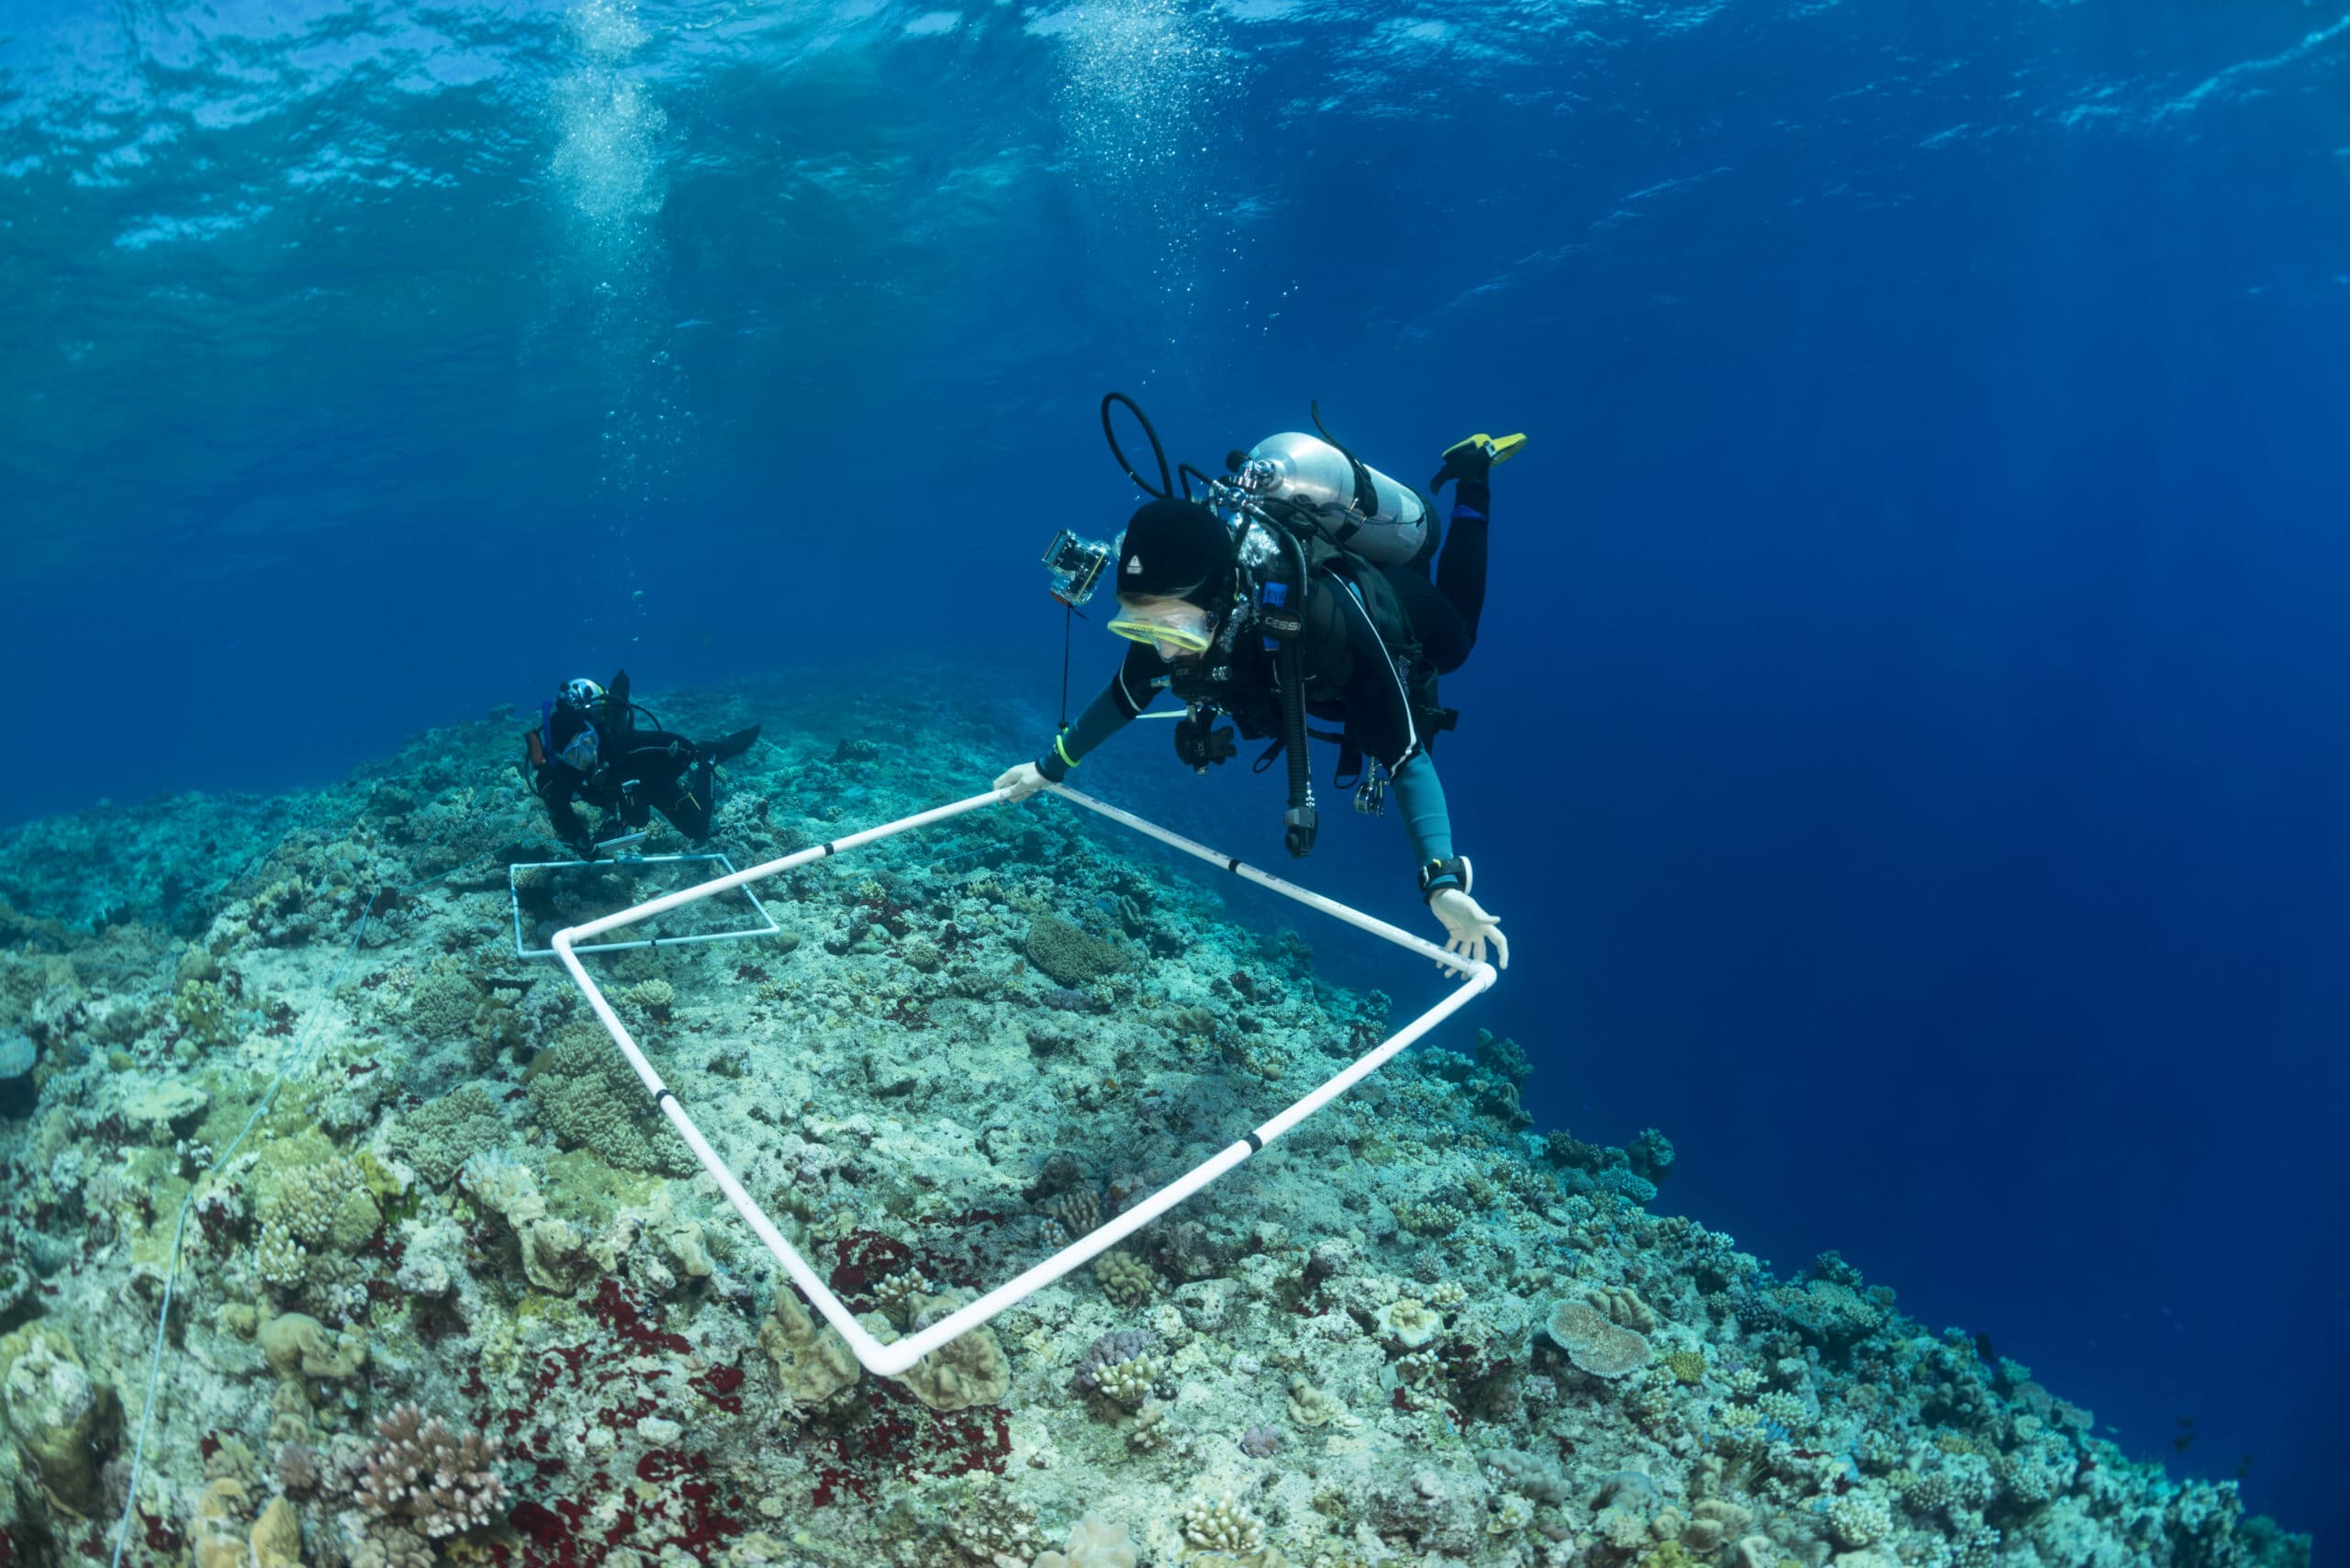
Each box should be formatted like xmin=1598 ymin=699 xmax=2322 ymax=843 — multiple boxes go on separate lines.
xmin=0 ymin=676 xmax=2309 ymax=1568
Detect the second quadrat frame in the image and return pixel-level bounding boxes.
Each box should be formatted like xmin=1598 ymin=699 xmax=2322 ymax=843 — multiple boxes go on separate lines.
xmin=550 ymin=783 xmax=1498 ymax=1377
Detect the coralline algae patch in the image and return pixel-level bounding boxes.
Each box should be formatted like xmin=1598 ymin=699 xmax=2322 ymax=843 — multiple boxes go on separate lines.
xmin=0 ymin=677 xmax=2311 ymax=1568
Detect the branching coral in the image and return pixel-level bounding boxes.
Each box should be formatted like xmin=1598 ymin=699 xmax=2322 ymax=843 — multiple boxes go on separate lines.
xmin=1181 ymin=1495 xmax=1263 ymax=1556
xmin=353 ymin=1403 xmax=505 ymax=1539
xmin=1093 ymin=1249 xmax=1158 ymax=1306
xmin=1074 ymin=1330 xmax=1155 ymax=1398
xmin=1826 ymin=1489 xmax=1893 ymax=1550
xmin=1091 ymin=1353 xmax=1161 ymax=1409
xmin=394 ymin=1086 xmax=508 ymax=1187
xmin=1024 ymin=915 xmax=1128 ymax=987
xmin=526 ymin=1022 xmax=696 ymax=1175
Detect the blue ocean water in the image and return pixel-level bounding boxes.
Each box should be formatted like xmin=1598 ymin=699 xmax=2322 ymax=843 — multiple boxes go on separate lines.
xmin=3 ymin=0 xmax=2344 ymax=1541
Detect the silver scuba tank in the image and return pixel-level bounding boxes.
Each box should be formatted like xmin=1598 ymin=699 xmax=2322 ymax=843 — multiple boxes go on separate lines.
xmin=1239 ymin=431 xmax=1427 ymax=564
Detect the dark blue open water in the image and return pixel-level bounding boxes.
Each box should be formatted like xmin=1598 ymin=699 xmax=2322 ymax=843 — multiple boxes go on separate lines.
xmin=4 ymin=0 xmax=2345 ymax=1540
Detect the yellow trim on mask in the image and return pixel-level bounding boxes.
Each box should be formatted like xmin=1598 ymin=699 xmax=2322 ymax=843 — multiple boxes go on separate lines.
xmin=1107 ymin=618 xmax=1214 ymax=653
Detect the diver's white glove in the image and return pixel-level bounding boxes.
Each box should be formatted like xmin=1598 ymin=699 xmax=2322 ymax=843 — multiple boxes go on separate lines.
xmin=1424 ymin=856 xmax=1507 ymax=974
xmin=1431 ymin=888 xmax=1507 ymax=972
xmin=993 ymin=761 xmax=1051 ymax=801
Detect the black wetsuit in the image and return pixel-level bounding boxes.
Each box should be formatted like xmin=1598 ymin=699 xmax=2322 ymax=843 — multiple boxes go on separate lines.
xmin=1035 ymin=477 xmax=1494 ymax=890
xmin=535 ymin=703 xmax=718 ymax=852
xmin=1387 ymin=468 xmax=1493 ymax=677
xmin=528 ymin=673 xmax=760 ymax=853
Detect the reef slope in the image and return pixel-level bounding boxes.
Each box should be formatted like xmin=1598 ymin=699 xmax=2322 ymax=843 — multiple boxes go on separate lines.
xmin=0 ymin=676 xmax=2310 ymax=1568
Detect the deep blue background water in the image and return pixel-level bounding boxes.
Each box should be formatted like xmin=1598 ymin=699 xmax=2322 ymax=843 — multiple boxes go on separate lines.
xmin=5 ymin=0 xmax=2346 ymax=1540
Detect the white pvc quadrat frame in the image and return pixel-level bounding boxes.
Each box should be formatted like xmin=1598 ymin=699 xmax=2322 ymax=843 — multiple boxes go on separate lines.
xmin=511 ymin=852 xmax=780 ymax=960
xmin=551 ymin=783 xmax=1497 ymax=1377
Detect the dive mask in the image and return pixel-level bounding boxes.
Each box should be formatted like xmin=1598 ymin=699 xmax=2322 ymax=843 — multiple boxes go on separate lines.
xmin=559 ymin=727 xmax=601 ymax=772
xmin=1107 ymin=596 xmax=1216 ymax=657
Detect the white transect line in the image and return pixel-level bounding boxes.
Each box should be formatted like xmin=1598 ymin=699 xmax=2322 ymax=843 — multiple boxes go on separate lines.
xmin=551 ymin=783 xmax=1495 ymax=1379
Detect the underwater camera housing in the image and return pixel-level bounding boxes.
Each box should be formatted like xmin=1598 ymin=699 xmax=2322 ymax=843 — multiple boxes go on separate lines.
xmin=1042 ymin=529 xmax=1114 ymax=607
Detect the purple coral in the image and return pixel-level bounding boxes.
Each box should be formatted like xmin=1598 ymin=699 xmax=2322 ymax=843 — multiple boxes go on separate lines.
xmin=276 ymin=1439 xmax=322 ymax=1495
xmin=355 ymin=1403 xmax=507 ymax=1538
xmin=1240 ymin=1424 xmax=1285 ymax=1459
xmin=1069 ymin=1329 xmax=1155 ymax=1395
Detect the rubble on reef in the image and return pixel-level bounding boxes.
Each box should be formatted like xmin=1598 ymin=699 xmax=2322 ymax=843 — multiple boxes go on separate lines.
xmin=0 ymin=674 xmax=2311 ymax=1568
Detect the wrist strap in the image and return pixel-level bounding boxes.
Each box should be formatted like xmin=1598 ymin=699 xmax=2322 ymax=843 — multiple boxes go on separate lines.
xmin=1418 ymin=856 xmax=1468 ymax=902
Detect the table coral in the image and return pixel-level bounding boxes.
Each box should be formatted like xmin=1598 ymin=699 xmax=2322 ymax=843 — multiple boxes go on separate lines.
xmin=1547 ymin=1297 xmax=1651 ymax=1379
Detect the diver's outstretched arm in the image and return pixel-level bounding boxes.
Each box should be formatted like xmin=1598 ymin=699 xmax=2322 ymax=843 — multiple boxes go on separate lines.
xmin=1393 ymin=752 xmax=1507 ymax=973
xmin=996 ymin=647 xmax=1158 ymax=799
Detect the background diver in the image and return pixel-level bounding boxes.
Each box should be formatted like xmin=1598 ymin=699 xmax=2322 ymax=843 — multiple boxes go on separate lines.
xmin=998 ymin=409 xmax=1521 ymax=973
xmin=523 ymin=671 xmax=761 ymax=858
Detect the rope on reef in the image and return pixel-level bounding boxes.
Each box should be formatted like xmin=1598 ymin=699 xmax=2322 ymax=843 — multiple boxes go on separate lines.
xmin=106 ymin=846 xmax=498 ymax=1568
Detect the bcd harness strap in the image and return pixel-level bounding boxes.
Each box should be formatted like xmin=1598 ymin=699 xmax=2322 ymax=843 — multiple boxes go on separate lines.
xmin=1309 ymin=399 xmax=1381 ymax=548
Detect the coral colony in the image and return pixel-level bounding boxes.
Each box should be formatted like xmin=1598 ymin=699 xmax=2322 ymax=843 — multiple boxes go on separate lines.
xmin=0 ymin=679 xmax=2308 ymax=1568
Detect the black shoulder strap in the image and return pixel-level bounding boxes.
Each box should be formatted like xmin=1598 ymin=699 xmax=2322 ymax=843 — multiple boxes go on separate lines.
xmin=1310 ymin=400 xmax=1380 ymax=520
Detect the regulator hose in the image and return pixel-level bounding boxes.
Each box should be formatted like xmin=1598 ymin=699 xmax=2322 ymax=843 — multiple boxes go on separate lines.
xmin=1267 ymin=525 xmax=1317 ymax=857
xmin=1278 ymin=638 xmax=1316 ymax=857
xmin=1102 ymin=391 xmax=1172 ymax=500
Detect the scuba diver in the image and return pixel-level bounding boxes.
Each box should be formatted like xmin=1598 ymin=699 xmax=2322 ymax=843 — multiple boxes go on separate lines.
xmin=522 ymin=670 xmax=762 ymax=858
xmin=997 ymin=398 xmax=1521 ymax=972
